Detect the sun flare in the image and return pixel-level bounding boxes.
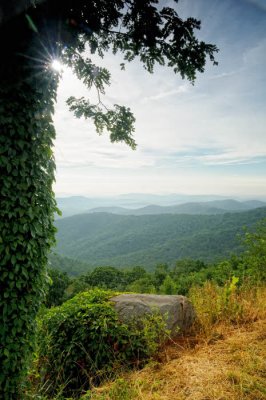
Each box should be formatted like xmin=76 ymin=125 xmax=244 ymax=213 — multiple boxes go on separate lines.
xmin=51 ymin=59 xmax=64 ymax=72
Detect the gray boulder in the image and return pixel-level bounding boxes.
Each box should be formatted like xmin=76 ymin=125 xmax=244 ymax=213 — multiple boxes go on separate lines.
xmin=110 ymin=294 xmax=195 ymax=335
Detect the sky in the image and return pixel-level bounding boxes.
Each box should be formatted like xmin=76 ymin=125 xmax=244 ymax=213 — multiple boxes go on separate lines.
xmin=53 ymin=0 xmax=266 ymax=199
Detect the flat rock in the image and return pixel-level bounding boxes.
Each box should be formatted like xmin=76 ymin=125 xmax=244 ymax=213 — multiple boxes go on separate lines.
xmin=110 ymin=294 xmax=195 ymax=335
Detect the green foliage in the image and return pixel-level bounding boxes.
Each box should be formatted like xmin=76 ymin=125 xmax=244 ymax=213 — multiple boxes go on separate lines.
xmin=44 ymin=268 xmax=71 ymax=308
xmin=189 ymin=277 xmax=251 ymax=335
xmin=172 ymin=258 xmax=237 ymax=295
xmin=127 ymin=277 xmax=156 ymax=294
xmin=221 ymin=276 xmax=240 ymax=316
xmin=64 ymin=217 xmax=266 ymax=299
xmin=36 ymin=289 xmax=168 ymax=398
xmin=69 ymin=266 xmax=155 ymax=296
xmin=84 ymin=266 xmax=125 ymax=290
xmin=242 ymin=218 xmax=266 ymax=281
xmin=123 ymin=266 xmax=148 ymax=284
xmin=56 ymin=215 xmax=266 ymax=302
xmin=83 ymin=378 xmax=138 ymax=400
xmin=67 ymin=97 xmax=136 ymax=149
xmin=0 ymin=68 xmax=58 ymax=397
xmin=23 ymin=220 xmax=266 ymax=398
xmin=61 ymin=0 xmax=218 ymax=143
xmin=106 ymin=378 xmax=138 ymax=400
xmin=49 ymin=253 xmax=94 ymax=276
xmin=153 ymin=264 xmax=169 ymax=290
xmin=173 ymin=259 xmax=206 ymax=275
xmin=160 ymin=275 xmax=177 ymax=295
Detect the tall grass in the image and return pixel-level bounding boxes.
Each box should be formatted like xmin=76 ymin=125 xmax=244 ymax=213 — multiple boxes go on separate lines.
xmin=86 ymin=282 xmax=266 ymax=400
xmin=189 ymin=279 xmax=266 ymax=336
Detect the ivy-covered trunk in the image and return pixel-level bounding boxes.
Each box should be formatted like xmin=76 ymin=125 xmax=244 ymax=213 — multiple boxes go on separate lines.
xmin=0 ymin=51 xmax=58 ymax=398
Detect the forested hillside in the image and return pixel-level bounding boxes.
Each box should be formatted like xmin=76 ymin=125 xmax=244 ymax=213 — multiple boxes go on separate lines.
xmin=55 ymin=207 xmax=266 ymax=268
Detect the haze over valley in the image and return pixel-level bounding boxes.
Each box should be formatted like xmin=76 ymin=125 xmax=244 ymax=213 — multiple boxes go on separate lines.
xmin=56 ymin=194 xmax=266 ymax=218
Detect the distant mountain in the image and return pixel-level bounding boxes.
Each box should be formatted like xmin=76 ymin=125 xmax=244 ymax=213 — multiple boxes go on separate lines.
xmin=242 ymin=200 xmax=266 ymax=209
xmin=56 ymin=193 xmax=230 ymax=217
xmin=87 ymin=199 xmax=266 ymax=216
xmin=113 ymin=193 xmax=229 ymax=206
xmin=203 ymin=199 xmax=266 ymax=211
xmin=88 ymin=206 xmax=129 ymax=214
xmin=56 ymin=195 xmax=266 ymax=218
xmin=55 ymin=207 xmax=266 ymax=270
xmin=87 ymin=203 xmax=225 ymax=215
xmin=56 ymin=196 xmax=98 ymax=218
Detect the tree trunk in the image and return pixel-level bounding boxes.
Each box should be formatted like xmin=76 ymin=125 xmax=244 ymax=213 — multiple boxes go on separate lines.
xmin=0 ymin=24 xmax=58 ymax=398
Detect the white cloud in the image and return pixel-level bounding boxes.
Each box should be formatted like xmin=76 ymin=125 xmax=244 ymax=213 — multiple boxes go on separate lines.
xmin=53 ymin=2 xmax=266 ymax=198
xmin=141 ymin=85 xmax=189 ymax=103
xmin=209 ymin=70 xmax=237 ymax=80
xmin=195 ymin=152 xmax=265 ymax=166
xmin=242 ymin=38 xmax=266 ymax=68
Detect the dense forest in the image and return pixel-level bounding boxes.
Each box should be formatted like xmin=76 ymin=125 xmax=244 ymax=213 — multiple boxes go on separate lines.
xmin=47 ymin=217 xmax=266 ymax=307
xmin=54 ymin=207 xmax=266 ymax=268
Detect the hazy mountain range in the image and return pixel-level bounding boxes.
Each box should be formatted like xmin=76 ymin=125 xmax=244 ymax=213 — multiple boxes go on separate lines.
xmin=56 ymin=195 xmax=266 ymax=218
xmin=87 ymin=199 xmax=266 ymax=216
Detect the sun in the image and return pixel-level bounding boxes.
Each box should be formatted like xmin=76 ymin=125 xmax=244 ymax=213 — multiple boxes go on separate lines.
xmin=51 ymin=59 xmax=64 ymax=72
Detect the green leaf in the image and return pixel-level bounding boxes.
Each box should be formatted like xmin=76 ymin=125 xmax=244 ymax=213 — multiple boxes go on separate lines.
xmin=4 ymin=348 xmax=9 ymax=357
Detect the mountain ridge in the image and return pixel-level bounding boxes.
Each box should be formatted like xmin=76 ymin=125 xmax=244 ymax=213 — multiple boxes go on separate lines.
xmin=56 ymin=196 xmax=266 ymax=218
xmin=87 ymin=199 xmax=266 ymax=216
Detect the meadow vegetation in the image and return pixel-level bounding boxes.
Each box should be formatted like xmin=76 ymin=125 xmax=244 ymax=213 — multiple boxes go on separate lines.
xmin=88 ymin=284 xmax=266 ymax=400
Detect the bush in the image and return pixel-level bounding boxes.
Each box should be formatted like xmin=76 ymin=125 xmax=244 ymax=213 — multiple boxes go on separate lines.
xmin=36 ymin=289 xmax=167 ymax=398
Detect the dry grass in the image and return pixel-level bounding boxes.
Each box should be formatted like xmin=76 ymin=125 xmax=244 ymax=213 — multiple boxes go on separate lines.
xmin=87 ymin=284 xmax=266 ymax=400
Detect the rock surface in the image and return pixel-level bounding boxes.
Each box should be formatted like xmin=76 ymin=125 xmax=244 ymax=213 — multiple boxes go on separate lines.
xmin=110 ymin=294 xmax=195 ymax=335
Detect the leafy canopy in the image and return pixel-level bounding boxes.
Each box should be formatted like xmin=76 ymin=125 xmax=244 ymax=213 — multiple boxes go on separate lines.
xmin=27 ymin=0 xmax=218 ymax=148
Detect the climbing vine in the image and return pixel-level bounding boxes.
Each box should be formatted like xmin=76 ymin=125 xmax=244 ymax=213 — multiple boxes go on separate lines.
xmin=0 ymin=67 xmax=59 ymax=397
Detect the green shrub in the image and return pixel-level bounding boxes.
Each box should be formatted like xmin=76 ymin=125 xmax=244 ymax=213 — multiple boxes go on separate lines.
xmin=36 ymin=289 xmax=167 ymax=398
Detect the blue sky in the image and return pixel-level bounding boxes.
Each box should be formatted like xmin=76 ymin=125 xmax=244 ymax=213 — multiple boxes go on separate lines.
xmin=53 ymin=0 xmax=266 ymax=198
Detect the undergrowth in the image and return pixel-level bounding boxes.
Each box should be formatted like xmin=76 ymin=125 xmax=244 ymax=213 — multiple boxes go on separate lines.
xmin=189 ymin=279 xmax=266 ymax=336
xmin=24 ymin=282 xmax=266 ymax=400
xmin=86 ymin=282 xmax=266 ymax=400
xmin=25 ymin=289 xmax=169 ymax=399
